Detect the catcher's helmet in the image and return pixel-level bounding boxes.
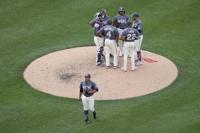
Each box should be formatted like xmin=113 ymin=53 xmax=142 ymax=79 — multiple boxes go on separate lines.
xmin=101 ymin=9 xmax=107 ymax=14
xmin=94 ymin=12 xmax=102 ymax=18
xmin=100 ymin=9 xmax=107 ymax=19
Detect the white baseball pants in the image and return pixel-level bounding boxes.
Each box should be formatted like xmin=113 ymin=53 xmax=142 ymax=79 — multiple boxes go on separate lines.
xmin=104 ymin=39 xmax=118 ymax=67
xmin=129 ymin=35 xmax=143 ymax=57
xmin=117 ymin=28 xmax=124 ymax=56
xmin=123 ymin=41 xmax=137 ymax=71
xmin=135 ymin=35 xmax=143 ymax=51
xmin=81 ymin=95 xmax=95 ymax=112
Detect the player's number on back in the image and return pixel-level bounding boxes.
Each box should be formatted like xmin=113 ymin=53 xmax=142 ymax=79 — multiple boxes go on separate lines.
xmin=106 ymin=31 xmax=111 ymax=38
xmin=127 ymin=33 xmax=136 ymax=41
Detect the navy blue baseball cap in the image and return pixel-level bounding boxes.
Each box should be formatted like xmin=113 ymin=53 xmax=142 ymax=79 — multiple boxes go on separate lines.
xmin=85 ymin=74 xmax=91 ymax=78
xmin=107 ymin=20 xmax=112 ymax=25
xmin=132 ymin=12 xmax=140 ymax=17
xmin=118 ymin=6 xmax=125 ymax=12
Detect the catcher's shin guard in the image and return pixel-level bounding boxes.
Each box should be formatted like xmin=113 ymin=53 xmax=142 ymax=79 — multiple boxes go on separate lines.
xmin=97 ymin=46 xmax=104 ymax=64
xmin=137 ymin=51 xmax=142 ymax=61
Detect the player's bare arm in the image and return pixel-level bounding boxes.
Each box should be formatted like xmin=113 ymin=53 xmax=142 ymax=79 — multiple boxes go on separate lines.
xmin=115 ymin=36 xmax=119 ymax=42
xmin=113 ymin=18 xmax=118 ymax=27
xmin=97 ymin=32 xmax=104 ymax=37
xmin=119 ymin=35 xmax=125 ymax=41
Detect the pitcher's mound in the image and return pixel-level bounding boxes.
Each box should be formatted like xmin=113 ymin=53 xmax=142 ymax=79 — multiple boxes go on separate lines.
xmin=23 ymin=46 xmax=178 ymax=100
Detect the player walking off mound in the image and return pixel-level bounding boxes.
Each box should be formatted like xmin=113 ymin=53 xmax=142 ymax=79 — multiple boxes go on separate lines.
xmin=131 ymin=12 xmax=143 ymax=66
xmin=90 ymin=12 xmax=105 ymax=66
xmin=97 ymin=20 xmax=119 ymax=68
xmin=113 ymin=6 xmax=130 ymax=57
xmin=120 ymin=21 xmax=140 ymax=72
xmin=79 ymin=74 xmax=98 ymax=125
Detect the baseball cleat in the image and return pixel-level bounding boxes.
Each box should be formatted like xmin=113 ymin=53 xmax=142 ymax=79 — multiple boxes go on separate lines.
xmin=84 ymin=120 xmax=91 ymax=125
xmin=136 ymin=61 xmax=143 ymax=66
xmin=131 ymin=67 xmax=138 ymax=71
xmin=96 ymin=62 xmax=101 ymax=66
xmin=106 ymin=66 xmax=110 ymax=69
xmin=121 ymin=67 xmax=127 ymax=72
xmin=135 ymin=62 xmax=140 ymax=66
xmin=113 ymin=66 xmax=118 ymax=69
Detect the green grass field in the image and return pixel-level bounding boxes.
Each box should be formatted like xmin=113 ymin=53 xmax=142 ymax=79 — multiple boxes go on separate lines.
xmin=0 ymin=0 xmax=200 ymax=132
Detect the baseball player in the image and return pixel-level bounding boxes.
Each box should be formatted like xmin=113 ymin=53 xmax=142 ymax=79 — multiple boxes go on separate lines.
xmin=90 ymin=12 xmax=105 ymax=66
xmin=131 ymin=12 xmax=143 ymax=66
xmin=120 ymin=21 xmax=140 ymax=72
xmin=79 ymin=74 xmax=98 ymax=124
xmin=97 ymin=20 xmax=119 ymax=68
xmin=113 ymin=6 xmax=130 ymax=57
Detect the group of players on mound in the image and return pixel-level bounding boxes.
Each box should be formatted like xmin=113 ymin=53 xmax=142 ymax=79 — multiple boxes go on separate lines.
xmin=79 ymin=7 xmax=144 ymax=124
xmin=90 ymin=6 xmax=143 ymax=72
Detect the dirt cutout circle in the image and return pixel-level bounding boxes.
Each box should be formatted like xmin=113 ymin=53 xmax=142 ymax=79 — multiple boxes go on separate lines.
xmin=24 ymin=46 xmax=178 ymax=100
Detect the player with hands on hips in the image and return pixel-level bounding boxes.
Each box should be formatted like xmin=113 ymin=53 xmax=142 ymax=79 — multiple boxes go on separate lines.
xmin=90 ymin=12 xmax=105 ymax=66
xmin=79 ymin=74 xmax=98 ymax=125
xmin=120 ymin=21 xmax=140 ymax=72
xmin=97 ymin=20 xmax=119 ymax=68
xmin=113 ymin=6 xmax=130 ymax=57
xmin=131 ymin=12 xmax=143 ymax=66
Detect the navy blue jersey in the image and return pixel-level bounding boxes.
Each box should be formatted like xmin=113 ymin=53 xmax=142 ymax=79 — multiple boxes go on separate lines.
xmin=80 ymin=81 xmax=98 ymax=97
xmin=90 ymin=19 xmax=105 ymax=36
xmin=132 ymin=19 xmax=143 ymax=35
xmin=114 ymin=15 xmax=130 ymax=29
xmin=98 ymin=25 xmax=119 ymax=40
xmin=122 ymin=28 xmax=140 ymax=42
xmin=102 ymin=15 xmax=110 ymax=25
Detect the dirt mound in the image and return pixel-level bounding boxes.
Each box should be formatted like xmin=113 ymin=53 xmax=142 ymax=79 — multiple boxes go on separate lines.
xmin=23 ymin=46 xmax=178 ymax=100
